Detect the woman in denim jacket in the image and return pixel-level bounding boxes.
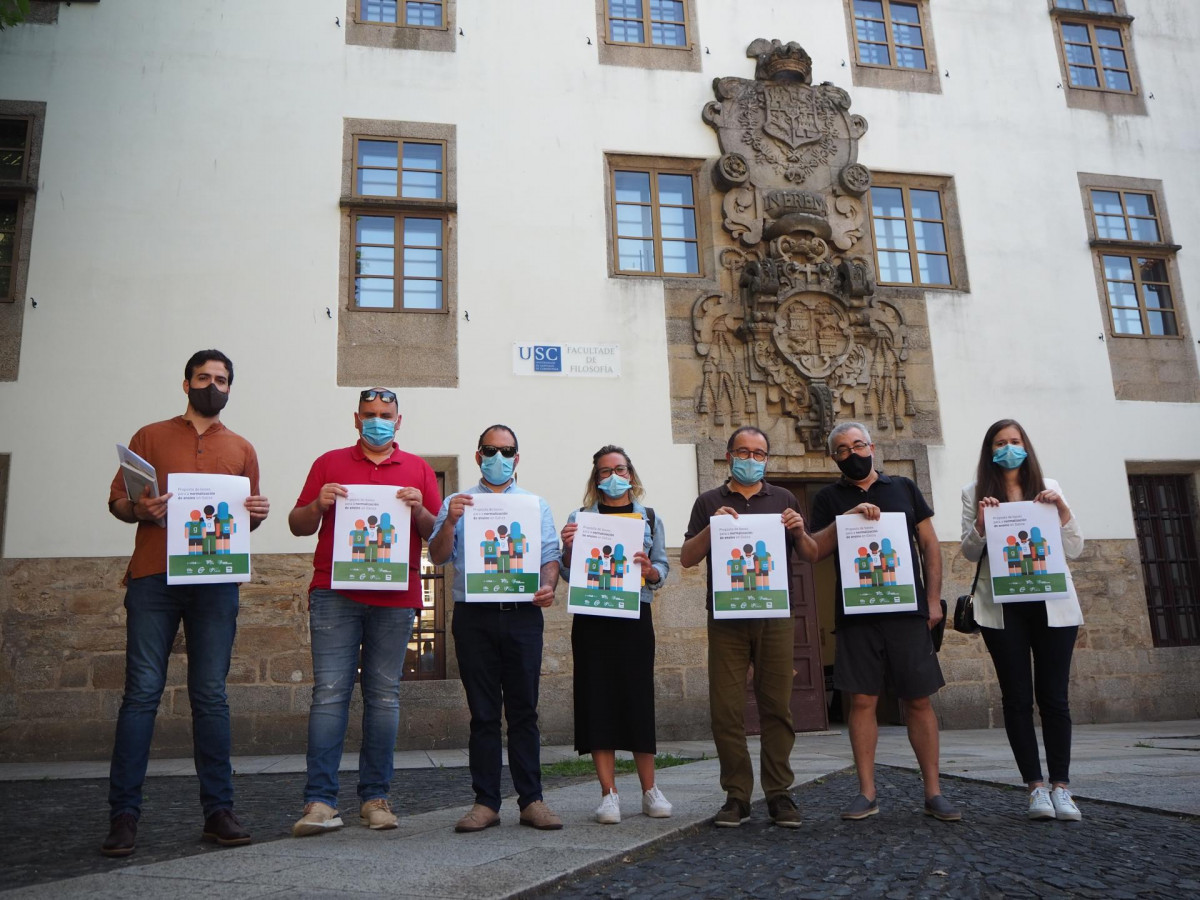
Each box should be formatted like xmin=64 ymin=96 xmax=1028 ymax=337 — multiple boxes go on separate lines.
xmin=561 ymin=445 xmax=671 ymax=825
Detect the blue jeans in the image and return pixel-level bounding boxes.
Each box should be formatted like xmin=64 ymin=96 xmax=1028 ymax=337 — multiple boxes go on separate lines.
xmin=108 ymin=574 xmax=239 ymax=820
xmin=452 ymin=602 xmax=545 ymax=812
xmin=304 ymin=590 xmax=416 ymax=806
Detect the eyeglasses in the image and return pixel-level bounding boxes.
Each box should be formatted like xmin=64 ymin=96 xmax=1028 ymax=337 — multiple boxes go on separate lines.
xmin=831 ymin=441 xmax=871 ymax=461
xmin=731 ymin=448 xmax=768 ymax=462
xmin=360 ymin=389 xmax=397 ymax=404
xmin=479 ymin=444 xmax=518 ymax=458
xmin=597 ymin=465 xmax=630 ymax=478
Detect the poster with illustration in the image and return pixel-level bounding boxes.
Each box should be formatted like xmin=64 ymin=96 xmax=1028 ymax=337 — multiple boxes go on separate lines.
xmin=166 ymin=473 xmax=251 ymax=584
xmin=984 ymin=501 xmax=1069 ymax=602
xmin=835 ymin=512 xmax=918 ymax=614
xmin=463 ymin=493 xmax=542 ymax=601
xmin=567 ymin=511 xmax=644 ymax=619
xmin=709 ymin=514 xmax=790 ymax=619
xmin=330 ymin=485 xmax=413 ymax=591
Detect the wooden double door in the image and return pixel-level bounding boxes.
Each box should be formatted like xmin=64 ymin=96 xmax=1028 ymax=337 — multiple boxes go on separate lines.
xmin=743 ymin=481 xmax=831 ymax=734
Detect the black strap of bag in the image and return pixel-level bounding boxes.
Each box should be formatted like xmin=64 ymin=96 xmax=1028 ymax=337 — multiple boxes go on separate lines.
xmin=953 ymin=555 xmax=985 ymax=634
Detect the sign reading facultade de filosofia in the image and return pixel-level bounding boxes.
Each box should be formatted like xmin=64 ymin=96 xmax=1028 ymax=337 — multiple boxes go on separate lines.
xmin=512 ymin=343 xmax=620 ymax=378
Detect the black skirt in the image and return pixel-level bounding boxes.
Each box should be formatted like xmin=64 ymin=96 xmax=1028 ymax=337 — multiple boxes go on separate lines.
xmin=571 ymin=602 xmax=657 ymax=755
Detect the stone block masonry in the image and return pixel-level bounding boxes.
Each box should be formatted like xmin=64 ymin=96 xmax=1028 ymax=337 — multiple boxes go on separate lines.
xmin=1 ymin=541 xmax=1197 ymax=760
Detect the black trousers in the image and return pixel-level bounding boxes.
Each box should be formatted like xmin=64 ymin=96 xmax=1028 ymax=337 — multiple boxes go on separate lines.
xmin=452 ymin=602 xmax=545 ymax=812
xmin=981 ymin=602 xmax=1078 ymax=785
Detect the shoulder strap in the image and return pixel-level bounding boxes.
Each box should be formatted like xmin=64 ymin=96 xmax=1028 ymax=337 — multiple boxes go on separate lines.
xmin=644 ymin=506 xmax=656 ymax=533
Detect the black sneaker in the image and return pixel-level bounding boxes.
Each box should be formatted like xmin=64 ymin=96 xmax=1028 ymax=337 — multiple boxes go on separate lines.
xmin=767 ymin=794 xmax=801 ymax=828
xmin=101 ymin=813 xmax=137 ymax=857
xmin=714 ymin=797 xmax=751 ymax=828
xmin=202 ymin=809 xmax=253 ymax=846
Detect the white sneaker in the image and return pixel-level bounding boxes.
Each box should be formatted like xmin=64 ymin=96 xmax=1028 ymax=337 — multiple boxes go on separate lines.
xmin=1051 ymin=786 xmax=1082 ymax=821
xmin=595 ymin=791 xmax=621 ymax=824
xmin=1027 ymin=786 xmax=1055 ymax=820
xmin=642 ymin=785 xmax=673 ymax=818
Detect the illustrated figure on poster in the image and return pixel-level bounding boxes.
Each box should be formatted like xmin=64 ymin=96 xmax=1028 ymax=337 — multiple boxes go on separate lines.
xmin=1029 ymin=526 xmax=1051 ymax=575
xmin=496 ymin=524 xmax=512 ymax=573
xmin=741 ymin=544 xmax=757 ymax=590
xmin=586 ymin=547 xmax=602 ymax=588
xmin=362 ymin=515 xmax=378 ymax=562
xmin=879 ymin=537 xmax=900 ymax=586
xmin=376 ymin=512 xmax=395 ymax=562
xmin=509 ymin=522 xmax=527 ymax=573
xmin=600 ymin=545 xmax=613 ymax=590
xmin=727 ymin=547 xmax=747 ymax=591
xmin=202 ymin=504 xmax=218 ymax=555
xmin=611 ymin=543 xmax=629 ymax=590
xmin=480 ymin=529 xmax=500 ymax=573
xmin=753 ymin=539 xmax=773 ymax=589
xmin=186 ymin=510 xmax=205 ymax=555
xmin=1004 ymin=535 xmax=1023 ymax=576
xmin=855 ymin=547 xmax=873 ymax=587
xmin=350 ymin=519 xmax=367 ymax=562
xmin=215 ymin=501 xmax=236 ymax=554
xmin=868 ymin=541 xmax=883 ymax=585
xmin=1017 ymin=530 xmax=1034 ymax=575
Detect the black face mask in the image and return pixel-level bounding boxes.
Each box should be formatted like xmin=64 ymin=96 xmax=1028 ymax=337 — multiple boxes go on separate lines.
xmin=836 ymin=452 xmax=874 ymax=481
xmin=189 ymin=383 xmax=229 ymax=417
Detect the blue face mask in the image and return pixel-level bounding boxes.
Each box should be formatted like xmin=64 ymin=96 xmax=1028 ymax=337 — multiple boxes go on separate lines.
xmin=360 ymin=416 xmax=396 ymax=447
xmin=992 ymin=444 xmax=1028 ymax=469
xmin=480 ymin=452 xmax=515 ymax=486
xmin=598 ymin=474 xmax=632 ymax=499
xmin=730 ymin=457 xmax=766 ymax=486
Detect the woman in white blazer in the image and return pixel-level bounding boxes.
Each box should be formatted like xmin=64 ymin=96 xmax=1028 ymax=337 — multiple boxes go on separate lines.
xmin=960 ymin=419 xmax=1084 ymax=822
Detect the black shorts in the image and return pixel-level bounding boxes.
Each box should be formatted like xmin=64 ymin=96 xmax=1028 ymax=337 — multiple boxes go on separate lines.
xmin=834 ymin=616 xmax=945 ymax=700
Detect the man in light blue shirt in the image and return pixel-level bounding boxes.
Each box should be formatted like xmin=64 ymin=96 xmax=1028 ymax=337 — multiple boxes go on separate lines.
xmin=429 ymin=424 xmax=562 ymax=833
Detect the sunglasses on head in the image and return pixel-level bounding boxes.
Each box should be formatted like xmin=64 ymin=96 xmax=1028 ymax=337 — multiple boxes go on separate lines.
xmin=478 ymin=444 xmax=518 ymax=458
xmin=360 ymin=389 xmax=397 ymax=404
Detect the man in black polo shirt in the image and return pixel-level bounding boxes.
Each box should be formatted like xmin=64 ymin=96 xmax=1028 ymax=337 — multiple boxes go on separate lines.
xmin=797 ymin=421 xmax=960 ymax=823
xmin=682 ymin=426 xmax=807 ymax=829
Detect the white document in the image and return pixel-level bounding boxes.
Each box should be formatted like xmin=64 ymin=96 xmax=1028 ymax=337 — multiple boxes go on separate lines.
xmin=709 ymin=513 xmax=790 ymax=619
xmin=835 ymin=512 xmax=918 ymax=614
xmin=116 ymin=443 xmax=164 ymax=527
xmin=566 ymin=511 xmax=644 ymax=619
xmin=331 ymin=485 xmax=414 ymax=591
xmin=166 ymin=473 xmax=251 ymax=584
xmin=984 ymin=501 xmax=1070 ymax=602
xmin=462 ymin=493 xmax=542 ymax=602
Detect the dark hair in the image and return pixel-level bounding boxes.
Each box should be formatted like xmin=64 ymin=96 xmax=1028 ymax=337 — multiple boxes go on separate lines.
xmin=185 ymin=349 xmax=234 ymax=384
xmin=582 ymin=444 xmax=645 ymax=508
xmin=974 ymin=419 xmax=1047 ymax=505
xmin=477 ymin=424 xmax=518 ymax=451
xmin=726 ymin=426 xmax=770 ymax=453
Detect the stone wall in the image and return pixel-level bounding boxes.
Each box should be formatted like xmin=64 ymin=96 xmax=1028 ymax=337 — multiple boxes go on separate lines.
xmin=0 ymin=552 xmax=712 ymax=762
xmin=2 ymin=540 xmax=1197 ymax=762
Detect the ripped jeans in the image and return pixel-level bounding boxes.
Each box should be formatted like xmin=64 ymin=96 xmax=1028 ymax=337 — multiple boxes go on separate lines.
xmin=303 ymin=590 xmax=415 ymax=807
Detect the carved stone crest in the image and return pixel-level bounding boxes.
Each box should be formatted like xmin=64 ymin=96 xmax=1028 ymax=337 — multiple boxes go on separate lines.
xmin=691 ymin=38 xmax=918 ymax=450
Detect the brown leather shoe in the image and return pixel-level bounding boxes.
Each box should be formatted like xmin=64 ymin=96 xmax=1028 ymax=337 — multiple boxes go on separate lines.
xmin=101 ymin=813 xmax=137 ymax=857
xmin=202 ymin=808 xmax=252 ymax=846
xmin=454 ymin=803 xmax=500 ymax=833
xmin=519 ymin=800 xmax=563 ymax=831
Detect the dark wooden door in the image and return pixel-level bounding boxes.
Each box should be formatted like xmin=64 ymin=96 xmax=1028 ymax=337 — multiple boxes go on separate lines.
xmin=743 ymin=548 xmax=828 ymax=734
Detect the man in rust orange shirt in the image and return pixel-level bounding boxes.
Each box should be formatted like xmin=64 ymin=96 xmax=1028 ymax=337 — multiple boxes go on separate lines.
xmin=102 ymin=349 xmax=270 ymax=858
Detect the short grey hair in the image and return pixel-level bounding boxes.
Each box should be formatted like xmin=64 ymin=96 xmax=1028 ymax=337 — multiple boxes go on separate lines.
xmin=827 ymin=421 xmax=872 ymax=456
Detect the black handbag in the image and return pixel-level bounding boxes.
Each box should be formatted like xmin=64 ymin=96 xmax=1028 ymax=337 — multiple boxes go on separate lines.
xmin=931 ymin=597 xmax=948 ymax=651
xmin=953 ymin=556 xmax=985 ymax=634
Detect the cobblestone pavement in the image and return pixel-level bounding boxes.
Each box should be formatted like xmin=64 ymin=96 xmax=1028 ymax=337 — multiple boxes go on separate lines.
xmin=536 ymin=767 xmax=1200 ymax=900
xmin=1 ymin=766 xmax=589 ymax=892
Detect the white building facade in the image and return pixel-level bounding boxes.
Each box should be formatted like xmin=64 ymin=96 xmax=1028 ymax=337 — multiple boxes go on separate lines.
xmin=1 ymin=0 xmax=1198 ymax=759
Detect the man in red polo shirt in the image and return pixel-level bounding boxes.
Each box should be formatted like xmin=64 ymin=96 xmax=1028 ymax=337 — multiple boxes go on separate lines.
xmin=288 ymin=388 xmax=440 ymax=836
